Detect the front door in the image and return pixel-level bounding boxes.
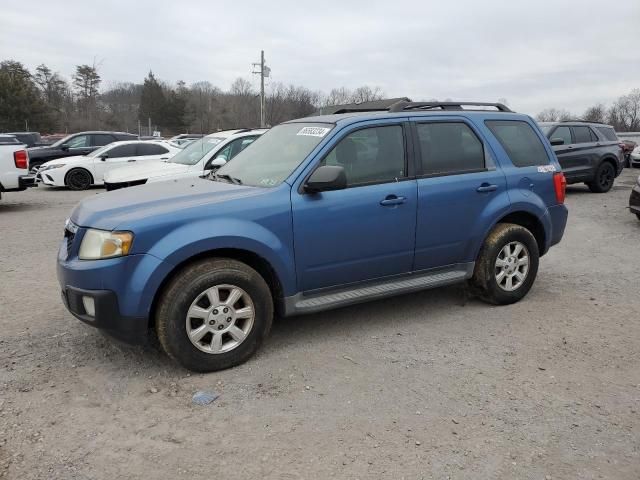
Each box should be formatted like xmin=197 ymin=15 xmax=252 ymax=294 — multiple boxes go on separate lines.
xmin=92 ymin=143 xmax=138 ymax=180
xmin=292 ymin=122 xmax=418 ymax=292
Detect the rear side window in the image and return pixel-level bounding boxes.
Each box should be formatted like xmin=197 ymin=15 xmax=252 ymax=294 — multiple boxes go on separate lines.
xmin=573 ymin=126 xmax=593 ymax=144
xmin=92 ymin=134 xmax=116 ymax=146
xmin=550 ymin=126 xmax=572 ymax=145
xmin=486 ymin=120 xmax=549 ymax=167
xmin=416 ymin=122 xmax=484 ymax=175
xmin=137 ymin=143 xmax=169 ymax=155
xmin=595 ymin=126 xmax=618 ymax=142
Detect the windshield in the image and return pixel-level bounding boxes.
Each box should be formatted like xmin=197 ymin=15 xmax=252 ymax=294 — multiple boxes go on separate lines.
xmin=169 ymin=137 xmax=224 ymax=165
xmin=215 ymin=123 xmax=333 ymax=187
xmin=50 ymin=134 xmax=74 ymax=148
xmin=538 ymin=125 xmax=552 ymax=134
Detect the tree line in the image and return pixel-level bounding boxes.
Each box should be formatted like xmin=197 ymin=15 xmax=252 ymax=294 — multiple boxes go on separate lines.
xmin=0 ymin=59 xmax=386 ymax=135
xmin=536 ymin=89 xmax=640 ymax=132
xmin=3 ymin=58 xmax=639 ymax=134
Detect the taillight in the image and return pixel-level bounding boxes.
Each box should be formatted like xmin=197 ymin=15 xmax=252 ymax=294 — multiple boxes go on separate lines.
xmin=553 ymin=172 xmax=566 ymax=204
xmin=14 ymin=150 xmax=28 ymax=169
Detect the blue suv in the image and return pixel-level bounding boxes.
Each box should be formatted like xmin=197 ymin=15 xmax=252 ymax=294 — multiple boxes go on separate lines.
xmin=57 ymin=101 xmax=568 ymax=372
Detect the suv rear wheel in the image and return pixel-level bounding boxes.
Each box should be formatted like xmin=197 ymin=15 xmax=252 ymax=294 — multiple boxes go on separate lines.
xmin=470 ymin=223 xmax=539 ymax=305
xmin=156 ymin=258 xmax=273 ymax=372
xmin=587 ymin=162 xmax=615 ymax=193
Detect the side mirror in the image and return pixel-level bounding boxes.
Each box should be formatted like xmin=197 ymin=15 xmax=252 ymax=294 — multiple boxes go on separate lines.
xmin=304 ymin=165 xmax=347 ymax=193
xmin=99 ymin=154 xmax=108 ymax=161
xmin=211 ymin=157 xmax=227 ymax=168
xmin=61 ymin=144 xmax=69 ymax=151
xmin=550 ymin=138 xmax=564 ymax=146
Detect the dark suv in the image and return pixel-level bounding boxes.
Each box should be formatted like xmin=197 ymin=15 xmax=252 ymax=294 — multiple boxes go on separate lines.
xmin=27 ymin=131 xmax=138 ymax=173
xmin=538 ymin=121 xmax=624 ymax=193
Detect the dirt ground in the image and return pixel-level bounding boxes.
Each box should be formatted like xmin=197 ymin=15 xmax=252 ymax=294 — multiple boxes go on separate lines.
xmin=1 ymin=169 xmax=639 ymax=480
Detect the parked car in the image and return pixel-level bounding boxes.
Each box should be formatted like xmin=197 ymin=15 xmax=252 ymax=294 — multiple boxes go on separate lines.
xmin=103 ymin=129 xmax=266 ymax=191
xmin=2 ymin=131 xmax=47 ymax=148
xmin=37 ymin=141 xmax=179 ymax=190
xmin=538 ymin=121 xmax=624 ymax=192
xmin=27 ymin=131 xmax=138 ymax=174
xmin=57 ymin=101 xmax=568 ymax=372
xmin=0 ymin=135 xmax=35 ymax=200
xmin=168 ymin=138 xmax=198 ymax=149
xmin=630 ymin=175 xmax=640 ymax=221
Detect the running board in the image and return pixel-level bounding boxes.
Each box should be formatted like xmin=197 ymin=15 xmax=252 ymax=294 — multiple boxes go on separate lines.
xmin=283 ymin=263 xmax=474 ymax=316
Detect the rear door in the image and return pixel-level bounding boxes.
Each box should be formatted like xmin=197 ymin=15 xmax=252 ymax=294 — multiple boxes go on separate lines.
xmin=570 ymin=126 xmax=599 ymax=178
xmin=411 ymin=117 xmax=507 ymax=270
xmin=548 ymin=125 xmax=582 ymax=178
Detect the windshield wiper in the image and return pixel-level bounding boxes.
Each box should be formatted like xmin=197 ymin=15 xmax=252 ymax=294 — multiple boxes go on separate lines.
xmin=213 ymin=173 xmax=243 ymax=185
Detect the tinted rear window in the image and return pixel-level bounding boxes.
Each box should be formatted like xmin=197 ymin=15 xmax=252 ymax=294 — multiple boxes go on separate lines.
xmin=486 ymin=120 xmax=549 ymax=167
xmin=595 ymin=126 xmax=618 ymax=142
xmin=416 ymin=122 xmax=484 ymax=175
xmin=573 ymin=126 xmax=593 ymax=144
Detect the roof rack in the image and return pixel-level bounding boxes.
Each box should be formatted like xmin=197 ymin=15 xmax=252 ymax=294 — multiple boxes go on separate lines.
xmin=389 ymin=101 xmax=512 ymax=113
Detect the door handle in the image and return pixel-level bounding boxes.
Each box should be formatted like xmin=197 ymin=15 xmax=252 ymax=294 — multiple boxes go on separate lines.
xmin=127 ymin=159 xmax=136 ymax=162
xmin=380 ymin=195 xmax=406 ymax=206
xmin=476 ymin=183 xmax=497 ymax=193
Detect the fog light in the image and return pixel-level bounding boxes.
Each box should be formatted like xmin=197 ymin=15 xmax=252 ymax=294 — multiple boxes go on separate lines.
xmin=82 ymin=296 xmax=96 ymax=317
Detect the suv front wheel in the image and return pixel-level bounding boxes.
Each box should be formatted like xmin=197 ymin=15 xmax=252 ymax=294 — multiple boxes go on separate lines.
xmin=156 ymin=258 xmax=274 ymax=372
xmin=470 ymin=223 xmax=540 ymax=305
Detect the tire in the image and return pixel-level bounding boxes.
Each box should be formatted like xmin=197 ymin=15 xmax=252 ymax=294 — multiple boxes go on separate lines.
xmin=29 ymin=162 xmax=44 ymax=174
xmin=65 ymin=168 xmax=93 ymax=190
xmin=469 ymin=223 xmax=539 ymax=305
xmin=586 ymin=162 xmax=615 ymax=193
xmin=156 ymin=258 xmax=273 ymax=372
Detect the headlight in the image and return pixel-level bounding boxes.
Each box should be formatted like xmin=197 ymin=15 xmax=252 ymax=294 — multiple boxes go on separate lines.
xmin=40 ymin=163 xmax=65 ymax=171
xmin=78 ymin=229 xmax=134 ymax=260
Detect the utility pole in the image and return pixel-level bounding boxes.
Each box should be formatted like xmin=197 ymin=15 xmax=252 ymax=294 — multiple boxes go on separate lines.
xmin=252 ymin=50 xmax=270 ymax=128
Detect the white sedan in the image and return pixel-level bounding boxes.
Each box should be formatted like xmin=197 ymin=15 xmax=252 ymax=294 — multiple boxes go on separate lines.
xmin=36 ymin=140 xmax=180 ymax=190
xmin=103 ymin=129 xmax=266 ymax=190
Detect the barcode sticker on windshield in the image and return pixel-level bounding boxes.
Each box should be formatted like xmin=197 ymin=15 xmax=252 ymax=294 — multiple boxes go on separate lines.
xmin=297 ymin=127 xmax=330 ymax=137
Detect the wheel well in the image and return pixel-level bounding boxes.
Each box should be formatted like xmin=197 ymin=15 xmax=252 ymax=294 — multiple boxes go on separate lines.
xmin=496 ymin=212 xmax=545 ymax=255
xmin=64 ymin=167 xmax=94 ymax=185
xmin=148 ymin=248 xmax=284 ymax=328
xmin=600 ymin=157 xmax=617 ymax=171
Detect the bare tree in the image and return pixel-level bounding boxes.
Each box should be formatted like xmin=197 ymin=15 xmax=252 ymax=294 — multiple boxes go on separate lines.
xmin=583 ymin=103 xmax=606 ymax=123
xmin=536 ymin=108 xmax=573 ymax=122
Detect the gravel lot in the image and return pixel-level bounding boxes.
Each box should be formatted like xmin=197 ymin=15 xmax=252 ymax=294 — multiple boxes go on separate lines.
xmin=1 ymin=170 xmax=639 ymax=480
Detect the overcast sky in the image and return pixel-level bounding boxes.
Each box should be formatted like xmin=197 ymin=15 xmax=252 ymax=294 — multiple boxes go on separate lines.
xmin=1 ymin=0 xmax=639 ymax=115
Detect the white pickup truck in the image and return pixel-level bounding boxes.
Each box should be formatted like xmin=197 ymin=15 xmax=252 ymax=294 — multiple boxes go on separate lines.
xmin=0 ymin=134 xmax=36 ymax=200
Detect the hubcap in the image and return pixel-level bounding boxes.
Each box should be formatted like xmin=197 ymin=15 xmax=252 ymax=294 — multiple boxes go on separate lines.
xmin=495 ymin=241 xmax=529 ymax=292
xmin=185 ymin=284 xmax=255 ymax=354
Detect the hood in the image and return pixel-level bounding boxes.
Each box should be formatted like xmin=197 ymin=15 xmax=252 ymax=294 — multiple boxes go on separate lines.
xmin=40 ymin=155 xmax=87 ymax=167
xmin=70 ymin=177 xmax=264 ymax=230
xmin=104 ymin=161 xmax=190 ymax=183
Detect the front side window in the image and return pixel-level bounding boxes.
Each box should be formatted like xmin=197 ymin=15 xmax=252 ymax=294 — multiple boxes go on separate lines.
xmin=107 ymin=144 xmax=137 ymax=158
xmin=416 ymin=122 xmax=484 ymax=176
xmin=486 ymin=120 xmax=549 ymax=167
xmin=550 ymin=126 xmax=572 ymax=145
xmin=67 ymin=135 xmax=89 ymax=148
xmin=573 ymin=126 xmax=593 ymax=144
xmin=321 ymin=125 xmax=405 ymax=186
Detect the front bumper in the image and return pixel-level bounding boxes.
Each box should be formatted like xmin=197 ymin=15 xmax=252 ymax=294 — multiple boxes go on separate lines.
xmin=57 ymin=231 xmax=173 ymax=344
xmin=61 ymin=286 xmax=147 ymax=344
